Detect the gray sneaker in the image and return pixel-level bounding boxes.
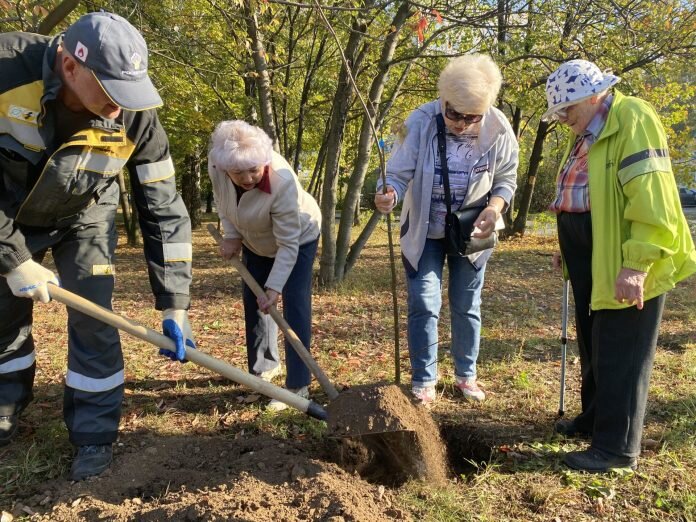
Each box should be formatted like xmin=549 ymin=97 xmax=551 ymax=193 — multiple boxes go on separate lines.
xmin=69 ymin=444 xmax=113 ymax=481
xmin=267 ymin=386 xmax=309 ymax=412
xmin=259 ymin=365 xmax=281 ymax=382
xmin=0 ymin=415 xmax=19 ymax=446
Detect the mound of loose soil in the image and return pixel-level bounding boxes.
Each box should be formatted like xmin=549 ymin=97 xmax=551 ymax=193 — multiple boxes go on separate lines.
xmin=22 ymin=433 xmax=409 ymax=522
xmin=326 ymin=384 xmax=448 ymax=485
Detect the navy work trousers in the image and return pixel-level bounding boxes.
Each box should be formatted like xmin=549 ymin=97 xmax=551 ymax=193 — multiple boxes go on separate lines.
xmin=0 ymin=206 xmax=123 ymax=446
xmin=241 ymin=238 xmax=318 ymax=390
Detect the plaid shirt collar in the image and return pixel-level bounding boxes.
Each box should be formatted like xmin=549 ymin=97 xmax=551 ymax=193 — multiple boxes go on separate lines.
xmin=584 ymin=93 xmax=613 ymax=141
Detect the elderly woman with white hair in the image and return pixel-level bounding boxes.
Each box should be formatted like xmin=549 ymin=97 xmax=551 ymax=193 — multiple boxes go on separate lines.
xmin=208 ymin=120 xmax=321 ymax=410
xmin=374 ymin=54 xmax=518 ymax=404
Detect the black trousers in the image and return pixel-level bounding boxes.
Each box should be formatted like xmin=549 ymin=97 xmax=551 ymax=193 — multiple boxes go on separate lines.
xmin=557 ymin=212 xmax=665 ymax=458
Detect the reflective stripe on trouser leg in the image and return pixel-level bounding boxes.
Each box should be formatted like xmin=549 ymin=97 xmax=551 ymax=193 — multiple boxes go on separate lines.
xmin=0 ymin=274 xmax=36 ymax=416
xmin=52 ymin=215 xmax=124 ymax=446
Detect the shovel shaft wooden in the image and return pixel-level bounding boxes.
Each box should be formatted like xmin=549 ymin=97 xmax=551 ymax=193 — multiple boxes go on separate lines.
xmin=46 ymin=285 xmax=327 ymax=420
xmin=208 ymin=224 xmax=339 ymax=400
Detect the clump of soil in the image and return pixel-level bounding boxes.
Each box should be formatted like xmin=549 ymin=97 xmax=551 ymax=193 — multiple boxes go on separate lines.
xmin=21 ymin=433 xmax=410 ymax=522
xmin=326 ymin=384 xmax=448 ymax=486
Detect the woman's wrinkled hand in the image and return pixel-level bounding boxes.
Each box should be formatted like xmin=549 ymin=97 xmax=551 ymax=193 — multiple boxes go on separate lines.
xmin=257 ymin=289 xmax=280 ymax=314
xmin=471 ymin=206 xmax=499 ymax=238
xmin=219 ymin=238 xmax=242 ymax=260
xmin=615 ymin=268 xmax=647 ymax=310
xmin=374 ymin=185 xmax=397 ymax=214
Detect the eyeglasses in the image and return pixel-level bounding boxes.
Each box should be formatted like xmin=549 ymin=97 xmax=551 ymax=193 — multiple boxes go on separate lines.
xmin=444 ymin=103 xmax=483 ymax=124
xmin=550 ymin=108 xmax=568 ymax=121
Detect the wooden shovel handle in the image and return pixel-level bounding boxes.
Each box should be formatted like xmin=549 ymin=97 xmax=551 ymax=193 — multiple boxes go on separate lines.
xmin=208 ymin=224 xmax=339 ymax=400
xmin=46 ymin=284 xmax=327 ymax=420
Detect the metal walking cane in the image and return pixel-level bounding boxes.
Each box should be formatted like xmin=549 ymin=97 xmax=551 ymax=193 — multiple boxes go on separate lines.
xmin=558 ymin=278 xmax=570 ymax=417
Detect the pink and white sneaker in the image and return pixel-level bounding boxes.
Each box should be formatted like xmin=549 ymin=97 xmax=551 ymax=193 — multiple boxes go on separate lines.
xmin=411 ymin=385 xmax=437 ymax=405
xmin=456 ymin=376 xmax=486 ymax=402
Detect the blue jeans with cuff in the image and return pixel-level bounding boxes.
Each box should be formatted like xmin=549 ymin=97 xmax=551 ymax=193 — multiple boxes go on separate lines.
xmin=406 ymin=238 xmax=486 ymax=388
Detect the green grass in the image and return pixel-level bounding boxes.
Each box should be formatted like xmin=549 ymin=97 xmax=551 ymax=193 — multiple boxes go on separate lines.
xmin=2 ymin=216 xmax=695 ymax=521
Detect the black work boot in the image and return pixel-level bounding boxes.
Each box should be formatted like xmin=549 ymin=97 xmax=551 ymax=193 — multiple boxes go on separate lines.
xmin=0 ymin=415 xmax=19 ymax=446
xmin=69 ymin=444 xmax=113 ymax=481
xmin=563 ymin=447 xmax=637 ymax=472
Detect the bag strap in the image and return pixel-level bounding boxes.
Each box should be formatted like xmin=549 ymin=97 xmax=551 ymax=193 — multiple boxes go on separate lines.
xmin=435 ymin=113 xmax=453 ymax=218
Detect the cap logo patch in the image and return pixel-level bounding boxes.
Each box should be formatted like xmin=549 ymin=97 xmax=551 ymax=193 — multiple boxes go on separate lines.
xmin=74 ymin=41 xmax=88 ymax=62
xmin=130 ymin=52 xmax=142 ymax=70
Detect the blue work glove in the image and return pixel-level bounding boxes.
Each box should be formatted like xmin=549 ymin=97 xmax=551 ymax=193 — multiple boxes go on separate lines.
xmin=160 ymin=309 xmax=196 ymax=362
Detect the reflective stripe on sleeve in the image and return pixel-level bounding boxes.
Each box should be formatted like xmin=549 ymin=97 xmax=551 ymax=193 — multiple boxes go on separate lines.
xmin=163 ymin=242 xmax=193 ymax=262
xmin=618 ymin=148 xmax=671 ymax=184
xmin=136 ymin=157 xmax=175 ymax=184
xmin=65 ymin=368 xmax=125 ymax=392
xmin=0 ymin=352 xmax=36 ymax=374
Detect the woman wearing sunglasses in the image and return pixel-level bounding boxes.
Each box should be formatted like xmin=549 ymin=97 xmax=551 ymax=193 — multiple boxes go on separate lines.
xmin=374 ymin=54 xmax=518 ymax=405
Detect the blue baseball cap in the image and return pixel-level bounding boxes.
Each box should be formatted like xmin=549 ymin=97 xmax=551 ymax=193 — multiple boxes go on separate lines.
xmin=63 ymin=11 xmax=163 ymax=111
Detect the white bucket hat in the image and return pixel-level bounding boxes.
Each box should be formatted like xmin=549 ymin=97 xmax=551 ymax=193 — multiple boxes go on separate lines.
xmin=542 ymin=59 xmax=620 ymax=121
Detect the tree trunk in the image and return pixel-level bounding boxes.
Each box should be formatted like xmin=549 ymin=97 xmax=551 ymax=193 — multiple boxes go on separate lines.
xmin=243 ymin=68 xmax=258 ymax=124
xmin=308 ymin=127 xmax=329 ymax=197
xmin=318 ymin=13 xmax=373 ymax=287
xmin=344 ymin=210 xmax=383 ymax=275
xmin=206 ymin=191 xmax=214 ymax=213
xmin=117 ymin=172 xmax=138 ymax=246
xmin=292 ymin=31 xmax=328 ymax=172
xmin=128 ymin=203 xmax=139 ymax=247
xmin=334 ymin=0 xmax=412 ymax=282
xmin=182 ymin=152 xmax=202 ymax=229
xmin=36 ymin=0 xmax=80 ymax=35
xmin=279 ymin=6 xmax=301 ymax=158
xmin=244 ymin=0 xmax=279 ymax=151
xmin=512 ymin=120 xmax=550 ymax=235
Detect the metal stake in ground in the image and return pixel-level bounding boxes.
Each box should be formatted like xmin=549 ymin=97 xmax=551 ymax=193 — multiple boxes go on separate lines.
xmin=559 ymin=279 xmax=570 ymax=417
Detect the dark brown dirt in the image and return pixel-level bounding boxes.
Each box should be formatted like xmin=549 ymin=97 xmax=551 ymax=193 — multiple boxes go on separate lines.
xmin=326 ymin=384 xmax=449 ymax=486
xmin=20 ymin=433 xmax=410 ymax=522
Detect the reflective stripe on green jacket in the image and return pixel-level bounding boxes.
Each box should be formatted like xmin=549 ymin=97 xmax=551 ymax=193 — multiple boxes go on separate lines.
xmin=558 ymin=90 xmax=696 ymax=310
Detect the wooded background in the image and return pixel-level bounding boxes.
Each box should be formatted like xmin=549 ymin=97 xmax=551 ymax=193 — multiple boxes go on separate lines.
xmin=2 ymin=0 xmax=694 ymax=286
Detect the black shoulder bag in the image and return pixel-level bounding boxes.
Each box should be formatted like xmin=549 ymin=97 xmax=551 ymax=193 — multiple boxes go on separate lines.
xmin=436 ymin=113 xmax=498 ymax=257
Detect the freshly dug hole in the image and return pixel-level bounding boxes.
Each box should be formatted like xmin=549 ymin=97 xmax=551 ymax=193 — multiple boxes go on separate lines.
xmin=326 ymin=383 xmax=448 ymax=486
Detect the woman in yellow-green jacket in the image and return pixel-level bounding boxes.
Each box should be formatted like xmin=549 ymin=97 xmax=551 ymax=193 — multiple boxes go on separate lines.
xmin=543 ymin=60 xmax=696 ymax=473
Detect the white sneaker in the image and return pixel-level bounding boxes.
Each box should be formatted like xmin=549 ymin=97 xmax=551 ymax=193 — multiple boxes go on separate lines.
xmin=411 ymin=384 xmax=437 ymax=405
xmin=258 ymin=365 xmax=281 ymax=382
xmin=456 ymin=376 xmax=485 ymax=402
xmin=267 ymin=386 xmax=309 ymax=412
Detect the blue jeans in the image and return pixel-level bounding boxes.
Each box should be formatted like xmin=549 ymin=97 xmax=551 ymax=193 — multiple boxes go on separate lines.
xmin=406 ymin=238 xmax=487 ymax=387
xmin=242 ymin=238 xmax=318 ymax=389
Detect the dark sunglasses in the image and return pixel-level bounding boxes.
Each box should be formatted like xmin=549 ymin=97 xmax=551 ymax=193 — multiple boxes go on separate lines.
xmin=445 ymin=102 xmax=483 ymax=124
